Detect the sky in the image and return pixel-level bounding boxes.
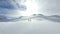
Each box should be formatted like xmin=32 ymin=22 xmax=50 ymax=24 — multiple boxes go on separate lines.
xmin=0 ymin=0 xmax=60 ymax=16
xmin=0 ymin=0 xmax=60 ymax=34
xmin=37 ymin=0 xmax=60 ymax=16
xmin=0 ymin=0 xmax=27 ymax=17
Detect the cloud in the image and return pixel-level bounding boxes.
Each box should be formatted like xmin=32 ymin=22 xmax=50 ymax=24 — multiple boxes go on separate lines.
xmin=0 ymin=0 xmax=27 ymax=10
xmin=0 ymin=0 xmax=27 ymax=19
xmin=0 ymin=0 xmax=15 ymax=9
xmin=37 ymin=0 xmax=60 ymax=16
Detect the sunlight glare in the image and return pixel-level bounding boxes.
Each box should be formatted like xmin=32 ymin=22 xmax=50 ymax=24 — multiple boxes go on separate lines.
xmin=21 ymin=0 xmax=38 ymax=16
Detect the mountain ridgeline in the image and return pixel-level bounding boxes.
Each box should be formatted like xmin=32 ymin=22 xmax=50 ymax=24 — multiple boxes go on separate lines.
xmin=0 ymin=14 xmax=60 ymax=22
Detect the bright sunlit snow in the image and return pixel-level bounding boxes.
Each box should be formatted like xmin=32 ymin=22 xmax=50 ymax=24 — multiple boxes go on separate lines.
xmin=0 ymin=19 xmax=60 ymax=34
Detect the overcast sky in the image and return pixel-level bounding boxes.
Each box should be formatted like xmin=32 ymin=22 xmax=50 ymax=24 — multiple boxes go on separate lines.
xmin=37 ymin=0 xmax=60 ymax=16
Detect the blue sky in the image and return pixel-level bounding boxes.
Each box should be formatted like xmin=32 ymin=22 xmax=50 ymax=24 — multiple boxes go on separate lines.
xmin=0 ymin=0 xmax=14 ymax=9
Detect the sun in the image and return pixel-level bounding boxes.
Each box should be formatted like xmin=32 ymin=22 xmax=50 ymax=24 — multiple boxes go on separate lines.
xmin=21 ymin=0 xmax=38 ymax=16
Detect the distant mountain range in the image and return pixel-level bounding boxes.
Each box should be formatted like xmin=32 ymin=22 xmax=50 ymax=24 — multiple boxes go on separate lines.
xmin=0 ymin=14 xmax=60 ymax=22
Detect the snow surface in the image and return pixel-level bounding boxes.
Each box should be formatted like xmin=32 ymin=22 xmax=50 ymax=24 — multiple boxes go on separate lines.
xmin=0 ymin=19 xmax=60 ymax=34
